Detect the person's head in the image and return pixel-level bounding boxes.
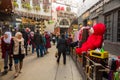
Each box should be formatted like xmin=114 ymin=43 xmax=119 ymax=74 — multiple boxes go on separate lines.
xmin=69 ymin=34 xmax=71 ymax=38
xmin=25 ymin=27 xmax=30 ymax=33
xmin=61 ymin=33 xmax=65 ymax=39
xmin=88 ymin=27 xmax=94 ymax=35
xmin=4 ymin=32 xmax=12 ymax=39
xmin=15 ymin=32 xmax=22 ymax=39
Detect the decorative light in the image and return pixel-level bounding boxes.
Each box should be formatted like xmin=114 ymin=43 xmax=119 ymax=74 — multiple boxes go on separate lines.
xmin=0 ymin=0 xmax=2 ymax=5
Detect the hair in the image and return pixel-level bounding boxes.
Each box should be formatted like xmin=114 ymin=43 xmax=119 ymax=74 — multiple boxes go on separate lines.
xmin=61 ymin=33 xmax=65 ymax=39
xmin=15 ymin=32 xmax=22 ymax=38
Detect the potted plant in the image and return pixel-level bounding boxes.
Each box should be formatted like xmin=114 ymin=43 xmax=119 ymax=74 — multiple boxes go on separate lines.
xmin=34 ymin=5 xmax=41 ymax=11
xmin=13 ymin=1 xmax=19 ymax=8
xmin=22 ymin=3 xmax=32 ymax=10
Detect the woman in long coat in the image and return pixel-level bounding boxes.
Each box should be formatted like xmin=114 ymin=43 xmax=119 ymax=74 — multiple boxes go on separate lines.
xmin=45 ymin=31 xmax=51 ymax=53
xmin=13 ymin=32 xmax=25 ymax=77
xmin=1 ymin=32 xmax=13 ymax=74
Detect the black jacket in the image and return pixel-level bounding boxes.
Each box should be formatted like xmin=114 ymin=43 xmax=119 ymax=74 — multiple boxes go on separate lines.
xmin=56 ymin=38 xmax=67 ymax=53
xmin=34 ymin=32 xmax=43 ymax=45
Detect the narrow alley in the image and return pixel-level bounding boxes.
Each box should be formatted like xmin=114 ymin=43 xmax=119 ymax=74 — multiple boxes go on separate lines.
xmin=1 ymin=45 xmax=82 ymax=80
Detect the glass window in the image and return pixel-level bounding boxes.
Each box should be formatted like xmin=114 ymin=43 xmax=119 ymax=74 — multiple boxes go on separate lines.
xmin=104 ymin=14 xmax=111 ymax=40
xmin=117 ymin=10 xmax=120 ymax=42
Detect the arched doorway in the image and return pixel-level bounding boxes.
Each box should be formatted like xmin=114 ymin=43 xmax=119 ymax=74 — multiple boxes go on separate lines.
xmin=59 ymin=19 xmax=69 ymax=34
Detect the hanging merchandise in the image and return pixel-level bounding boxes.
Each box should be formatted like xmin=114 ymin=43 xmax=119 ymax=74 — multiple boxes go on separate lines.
xmin=114 ymin=71 xmax=120 ymax=80
xmin=111 ymin=58 xmax=117 ymax=71
xmin=89 ymin=49 xmax=108 ymax=59
xmin=108 ymin=70 xmax=114 ymax=80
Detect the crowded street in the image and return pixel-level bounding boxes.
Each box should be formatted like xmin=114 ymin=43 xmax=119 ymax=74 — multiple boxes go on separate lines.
xmin=0 ymin=0 xmax=120 ymax=80
xmin=1 ymin=45 xmax=82 ymax=80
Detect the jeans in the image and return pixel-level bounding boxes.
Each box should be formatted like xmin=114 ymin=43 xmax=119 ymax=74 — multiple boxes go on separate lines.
xmin=4 ymin=51 xmax=13 ymax=70
xmin=36 ymin=45 xmax=43 ymax=57
xmin=41 ymin=45 xmax=46 ymax=55
xmin=32 ymin=45 xmax=35 ymax=54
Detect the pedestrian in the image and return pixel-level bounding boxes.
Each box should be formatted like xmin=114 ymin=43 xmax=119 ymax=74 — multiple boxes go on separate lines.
xmin=34 ymin=30 xmax=44 ymax=57
xmin=52 ymin=33 xmax=56 ymax=45
xmin=20 ymin=29 xmax=28 ymax=56
xmin=44 ymin=31 xmax=51 ymax=53
xmin=66 ymin=34 xmax=73 ymax=55
xmin=42 ymin=33 xmax=46 ymax=55
xmin=1 ymin=31 xmax=14 ymax=75
xmin=56 ymin=34 xmax=67 ymax=65
xmin=30 ymin=31 xmax=35 ymax=54
xmin=13 ymin=32 xmax=25 ymax=77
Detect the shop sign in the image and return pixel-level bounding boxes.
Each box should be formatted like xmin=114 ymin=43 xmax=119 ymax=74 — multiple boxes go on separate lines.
xmin=104 ymin=0 xmax=111 ymax=4
xmin=90 ymin=0 xmax=111 ymax=13
xmin=90 ymin=1 xmax=103 ymax=13
xmin=82 ymin=11 xmax=90 ymax=19
xmin=59 ymin=25 xmax=69 ymax=28
xmin=16 ymin=18 xmax=22 ymax=22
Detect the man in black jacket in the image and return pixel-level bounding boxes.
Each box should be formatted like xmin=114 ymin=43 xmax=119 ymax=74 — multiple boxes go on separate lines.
xmin=56 ymin=34 xmax=67 ymax=64
xmin=34 ymin=30 xmax=43 ymax=57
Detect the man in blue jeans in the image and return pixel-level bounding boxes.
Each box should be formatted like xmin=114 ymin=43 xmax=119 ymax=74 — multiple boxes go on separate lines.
xmin=34 ymin=30 xmax=43 ymax=57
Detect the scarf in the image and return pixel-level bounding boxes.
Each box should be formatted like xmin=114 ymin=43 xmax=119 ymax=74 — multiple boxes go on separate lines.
xmin=3 ymin=32 xmax=12 ymax=44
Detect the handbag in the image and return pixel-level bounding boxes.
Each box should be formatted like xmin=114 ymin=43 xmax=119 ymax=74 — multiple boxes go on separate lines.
xmin=55 ymin=51 xmax=58 ymax=58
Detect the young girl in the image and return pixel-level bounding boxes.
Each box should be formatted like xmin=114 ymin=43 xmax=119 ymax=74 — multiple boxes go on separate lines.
xmin=13 ymin=32 xmax=25 ymax=77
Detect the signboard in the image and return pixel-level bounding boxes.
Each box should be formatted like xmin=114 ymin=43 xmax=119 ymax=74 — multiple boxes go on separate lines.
xmin=59 ymin=25 xmax=69 ymax=28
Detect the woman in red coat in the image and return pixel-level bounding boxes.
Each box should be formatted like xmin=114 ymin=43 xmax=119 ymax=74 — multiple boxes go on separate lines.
xmin=45 ymin=31 xmax=51 ymax=53
xmin=1 ymin=32 xmax=14 ymax=74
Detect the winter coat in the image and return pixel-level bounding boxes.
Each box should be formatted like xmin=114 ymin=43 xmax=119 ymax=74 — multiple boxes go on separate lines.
xmin=45 ymin=34 xmax=51 ymax=48
xmin=56 ymin=38 xmax=67 ymax=53
xmin=1 ymin=37 xmax=14 ymax=59
xmin=34 ymin=32 xmax=43 ymax=45
xmin=13 ymin=38 xmax=25 ymax=55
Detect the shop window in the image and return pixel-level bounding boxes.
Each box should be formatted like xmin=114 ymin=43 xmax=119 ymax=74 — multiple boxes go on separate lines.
xmin=104 ymin=14 xmax=111 ymax=40
xmin=59 ymin=19 xmax=69 ymax=25
xmin=117 ymin=10 xmax=120 ymax=42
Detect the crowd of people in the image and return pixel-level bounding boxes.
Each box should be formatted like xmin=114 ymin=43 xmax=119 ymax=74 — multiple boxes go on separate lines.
xmin=0 ymin=28 xmax=53 ymax=78
xmin=0 ymin=25 xmax=74 ymax=78
xmin=0 ymin=22 xmax=106 ymax=78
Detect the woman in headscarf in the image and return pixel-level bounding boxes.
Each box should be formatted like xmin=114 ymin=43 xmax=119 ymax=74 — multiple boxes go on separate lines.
xmin=13 ymin=32 xmax=25 ymax=77
xmin=1 ymin=31 xmax=14 ymax=74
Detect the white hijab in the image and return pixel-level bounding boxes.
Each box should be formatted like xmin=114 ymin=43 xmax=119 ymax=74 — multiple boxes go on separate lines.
xmin=4 ymin=32 xmax=12 ymax=44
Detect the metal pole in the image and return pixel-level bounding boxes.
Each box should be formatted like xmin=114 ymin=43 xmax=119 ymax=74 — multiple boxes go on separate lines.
xmin=51 ymin=0 xmax=52 ymax=20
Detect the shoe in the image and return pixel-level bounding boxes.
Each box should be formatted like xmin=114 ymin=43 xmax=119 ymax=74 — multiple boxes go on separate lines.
xmin=57 ymin=60 xmax=59 ymax=64
xmin=2 ymin=71 xmax=8 ymax=75
xmin=14 ymin=73 xmax=19 ymax=78
xmin=19 ymin=71 xmax=22 ymax=74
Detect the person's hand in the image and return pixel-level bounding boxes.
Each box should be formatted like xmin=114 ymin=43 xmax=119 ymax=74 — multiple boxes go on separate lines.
xmin=11 ymin=54 xmax=13 ymax=57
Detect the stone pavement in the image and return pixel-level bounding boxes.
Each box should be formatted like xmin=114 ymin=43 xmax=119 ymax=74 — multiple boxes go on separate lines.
xmin=0 ymin=45 xmax=82 ymax=80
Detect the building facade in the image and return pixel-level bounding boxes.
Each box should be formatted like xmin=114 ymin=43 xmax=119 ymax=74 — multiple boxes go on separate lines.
xmin=54 ymin=10 xmax=77 ymax=34
xmin=0 ymin=0 xmax=52 ymax=35
xmin=78 ymin=0 xmax=120 ymax=55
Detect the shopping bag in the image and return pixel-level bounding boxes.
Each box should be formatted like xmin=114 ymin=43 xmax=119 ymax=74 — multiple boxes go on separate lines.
xmin=55 ymin=51 xmax=58 ymax=58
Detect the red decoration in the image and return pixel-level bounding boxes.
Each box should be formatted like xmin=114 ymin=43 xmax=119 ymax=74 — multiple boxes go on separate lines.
xmin=76 ymin=23 xmax=106 ymax=55
xmin=52 ymin=18 xmax=55 ymax=20
xmin=56 ymin=6 xmax=61 ymax=11
xmin=61 ymin=6 xmax=64 ymax=11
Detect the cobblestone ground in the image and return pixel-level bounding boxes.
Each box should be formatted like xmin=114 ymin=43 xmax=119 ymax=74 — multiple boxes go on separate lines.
xmin=0 ymin=45 xmax=82 ymax=80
